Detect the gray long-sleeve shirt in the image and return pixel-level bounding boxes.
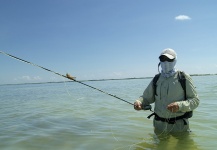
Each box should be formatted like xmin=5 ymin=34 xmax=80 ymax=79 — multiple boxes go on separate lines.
xmin=139 ymin=71 xmax=199 ymax=119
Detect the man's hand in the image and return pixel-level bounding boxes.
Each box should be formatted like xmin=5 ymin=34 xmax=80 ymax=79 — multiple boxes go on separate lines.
xmin=134 ymin=100 xmax=142 ymax=111
xmin=167 ymin=102 xmax=179 ymax=113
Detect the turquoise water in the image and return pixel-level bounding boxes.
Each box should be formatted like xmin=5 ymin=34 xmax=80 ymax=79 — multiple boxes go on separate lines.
xmin=0 ymin=75 xmax=217 ymax=150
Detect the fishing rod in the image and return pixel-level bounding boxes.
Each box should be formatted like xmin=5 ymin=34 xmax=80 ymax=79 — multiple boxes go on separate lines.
xmin=0 ymin=50 xmax=135 ymax=106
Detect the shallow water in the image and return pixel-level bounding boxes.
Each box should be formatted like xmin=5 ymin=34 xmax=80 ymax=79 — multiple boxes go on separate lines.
xmin=0 ymin=75 xmax=217 ymax=150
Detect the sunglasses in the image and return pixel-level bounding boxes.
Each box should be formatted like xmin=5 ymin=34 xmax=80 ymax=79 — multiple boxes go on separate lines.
xmin=159 ymin=55 xmax=174 ymax=62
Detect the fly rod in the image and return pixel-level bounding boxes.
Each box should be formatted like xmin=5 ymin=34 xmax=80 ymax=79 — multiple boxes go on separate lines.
xmin=0 ymin=50 xmax=134 ymax=106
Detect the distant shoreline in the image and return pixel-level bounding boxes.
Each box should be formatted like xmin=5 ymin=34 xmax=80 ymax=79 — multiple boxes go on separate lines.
xmin=1 ymin=73 xmax=217 ymax=86
xmin=190 ymin=73 xmax=217 ymax=76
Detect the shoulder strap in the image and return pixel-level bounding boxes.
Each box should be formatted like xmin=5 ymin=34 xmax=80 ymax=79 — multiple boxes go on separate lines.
xmin=153 ymin=73 xmax=161 ymax=96
xmin=153 ymin=71 xmax=187 ymax=98
xmin=178 ymin=71 xmax=187 ymax=100
xmin=178 ymin=71 xmax=193 ymax=118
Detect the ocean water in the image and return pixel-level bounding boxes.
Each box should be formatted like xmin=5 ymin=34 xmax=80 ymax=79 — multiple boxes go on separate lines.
xmin=0 ymin=75 xmax=217 ymax=150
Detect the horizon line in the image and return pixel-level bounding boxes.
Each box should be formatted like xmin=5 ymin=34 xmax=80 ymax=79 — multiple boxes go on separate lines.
xmin=1 ymin=73 xmax=217 ymax=86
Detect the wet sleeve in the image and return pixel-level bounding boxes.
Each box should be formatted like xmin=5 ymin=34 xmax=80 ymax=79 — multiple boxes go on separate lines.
xmin=177 ymin=74 xmax=199 ymax=112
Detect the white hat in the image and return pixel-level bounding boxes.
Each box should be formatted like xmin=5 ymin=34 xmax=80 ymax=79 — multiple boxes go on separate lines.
xmin=160 ymin=48 xmax=177 ymax=59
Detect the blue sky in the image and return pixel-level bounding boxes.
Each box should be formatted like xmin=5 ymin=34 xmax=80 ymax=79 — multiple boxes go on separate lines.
xmin=0 ymin=0 xmax=217 ymax=84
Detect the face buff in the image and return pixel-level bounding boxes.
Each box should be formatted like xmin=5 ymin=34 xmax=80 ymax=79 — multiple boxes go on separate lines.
xmin=160 ymin=59 xmax=177 ymax=78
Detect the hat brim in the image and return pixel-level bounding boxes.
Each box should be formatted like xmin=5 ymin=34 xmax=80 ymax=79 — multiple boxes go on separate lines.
xmin=162 ymin=54 xmax=175 ymax=59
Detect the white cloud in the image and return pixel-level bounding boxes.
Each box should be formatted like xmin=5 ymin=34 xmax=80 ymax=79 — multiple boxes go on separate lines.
xmin=33 ymin=76 xmax=41 ymax=80
xmin=112 ymin=72 xmax=123 ymax=77
xmin=14 ymin=75 xmax=42 ymax=82
xmin=175 ymin=15 xmax=191 ymax=21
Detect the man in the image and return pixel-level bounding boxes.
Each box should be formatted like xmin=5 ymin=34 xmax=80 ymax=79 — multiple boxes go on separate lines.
xmin=134 ymin=48 xmax=199 ymax=133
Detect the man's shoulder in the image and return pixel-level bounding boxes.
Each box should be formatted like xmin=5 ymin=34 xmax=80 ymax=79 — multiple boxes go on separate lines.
xmin=177 ymin=70 xmax=191 ymax=78
xmin=176 ymin=70 xmax=193 ymax=83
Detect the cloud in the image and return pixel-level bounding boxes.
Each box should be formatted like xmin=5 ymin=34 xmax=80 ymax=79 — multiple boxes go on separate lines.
xmin=112 ymin=72 xmax=123 ymax=77
xmin=22 ymin=76 xmax=31 ymax=80
xmin=175 ymin=15 xmax=191 ymax=21
xmin=22 ymin=76 xmax=41 ymax=81
xmin=14 ymin=75 xmax=42 ymax=82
